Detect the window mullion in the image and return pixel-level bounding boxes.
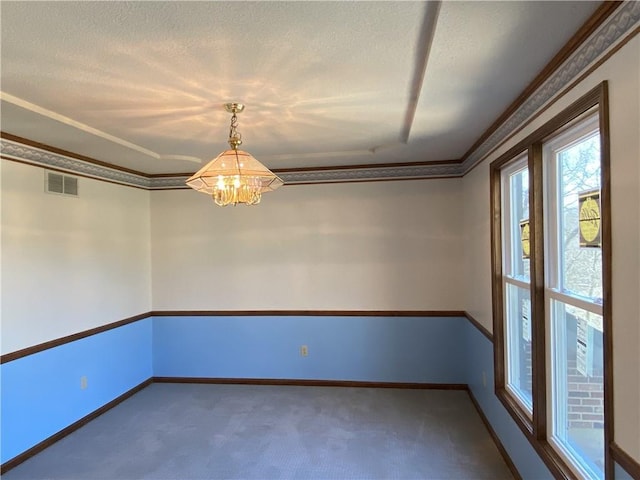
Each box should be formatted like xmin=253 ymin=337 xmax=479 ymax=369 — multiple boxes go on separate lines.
xmin=529 ymin=142 xmax=547 ymax=440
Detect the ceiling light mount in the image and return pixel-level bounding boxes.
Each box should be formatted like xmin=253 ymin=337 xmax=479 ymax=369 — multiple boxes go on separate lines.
xmin=185 ymin=103 xmax=283 ymax=206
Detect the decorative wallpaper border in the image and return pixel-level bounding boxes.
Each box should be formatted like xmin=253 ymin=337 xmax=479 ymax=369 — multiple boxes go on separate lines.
xmin=1 ymin=139 xmax=465 ymax=188
xmin=148 ymin=163 xmax=464 ymax=189
xmin=2 ymin=1 xmax=638 ymax=187
xmin=278 ymin=163 xmax=462 ymax=184
xmin=1 ymin=140 xmax=150 ymax=189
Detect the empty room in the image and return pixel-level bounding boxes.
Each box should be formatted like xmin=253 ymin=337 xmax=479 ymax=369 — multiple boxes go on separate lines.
xmin=1 ymin=1 xmax=639 ymax=479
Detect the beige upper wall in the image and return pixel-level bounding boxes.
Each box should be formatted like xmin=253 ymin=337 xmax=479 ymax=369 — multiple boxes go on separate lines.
xmin=151 ymin=179 xmax=464 ymax=311
xmin=0 ymin=160 xmax=152 ymax=354
xmin=463 ymin=35 xmax=640 ymax=460
xmin=462 ymin=160 xmax=492 ymax=326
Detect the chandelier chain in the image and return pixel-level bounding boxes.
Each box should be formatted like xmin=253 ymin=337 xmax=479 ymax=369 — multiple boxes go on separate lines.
xmin=228 ymin=112 xmax=242 ymax=150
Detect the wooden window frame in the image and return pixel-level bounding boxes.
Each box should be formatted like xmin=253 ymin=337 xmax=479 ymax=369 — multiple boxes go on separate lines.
xmin=500 ymin=155 xmax=534 ymax=416
xmin=490 ymin=82 xmax=612 ymax=480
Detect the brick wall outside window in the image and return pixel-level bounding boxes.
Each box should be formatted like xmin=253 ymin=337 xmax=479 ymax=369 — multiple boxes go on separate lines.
xmin=567 ymin=359 xmax=604 ymax=429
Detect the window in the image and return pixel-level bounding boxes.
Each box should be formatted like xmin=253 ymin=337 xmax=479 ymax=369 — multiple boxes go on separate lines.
xmin=545 ymin=117 xmax=604 ymax=479
xmin=491 ymin=83 xmax=611 ymax=479
xmin=501 ymin=157 xmax=533 ymax=412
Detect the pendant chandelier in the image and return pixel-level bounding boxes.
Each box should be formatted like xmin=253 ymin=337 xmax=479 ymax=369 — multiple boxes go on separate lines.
xmin=186 ymin=103 xmax=283 ymax=206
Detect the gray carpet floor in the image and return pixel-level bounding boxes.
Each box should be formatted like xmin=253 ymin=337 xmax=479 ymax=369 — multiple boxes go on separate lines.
xmin=3 ymin=384 xmax=514 ymax=480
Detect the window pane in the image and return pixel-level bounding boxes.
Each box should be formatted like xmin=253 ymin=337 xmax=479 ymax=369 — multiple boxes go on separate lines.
xmin=551 ymin=300 xmax=604 ymax=479
xmin=557 ymin=135 xmax=602 ymax=301
xmin=505 ymin=282 xmax=533 ymax=409
xmin=508 ymin=167 xmax=530 ymax=281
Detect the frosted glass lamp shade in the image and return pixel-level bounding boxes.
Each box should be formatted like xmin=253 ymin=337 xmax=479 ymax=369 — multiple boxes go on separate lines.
xmin=186 ymin=149 xmax=283 ymax=206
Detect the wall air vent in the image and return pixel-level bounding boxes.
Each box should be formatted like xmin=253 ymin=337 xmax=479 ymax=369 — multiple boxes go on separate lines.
xmin=63 ymin=175 xmax=78 ymax=196
xmin=46 ymin=171 xmax=78 ymax=197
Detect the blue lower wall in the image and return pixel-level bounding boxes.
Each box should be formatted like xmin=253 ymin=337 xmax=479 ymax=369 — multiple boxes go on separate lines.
xmin=152 ymin=315 xmax=467 ymax=383
xmin=615 ymin=462 xmax=634 ymax=480
xmin=2 ymin=314 xmax=634 ymax=478
xmin=463 ymin=320 xmax=553 ymax=479
xmin=0 ymin=319 xmax=152 ymax=464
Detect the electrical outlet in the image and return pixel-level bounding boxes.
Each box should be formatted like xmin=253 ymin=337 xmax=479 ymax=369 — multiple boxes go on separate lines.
xmin=300 ymin=345 xmax=309 ymax=357
xmin=80 ymin=376 xmax=88 ymax=390
xmin=482 ymin=371 xmax=487 ymax=388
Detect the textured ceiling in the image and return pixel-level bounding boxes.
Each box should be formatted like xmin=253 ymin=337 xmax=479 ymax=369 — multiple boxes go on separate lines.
xmin=1 ymin=1 xmax=600 ymax=175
